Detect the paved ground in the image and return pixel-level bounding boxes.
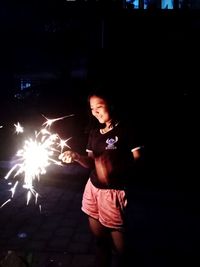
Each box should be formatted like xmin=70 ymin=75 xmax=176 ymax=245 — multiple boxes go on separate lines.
xmin=0 ymin=161 xmax=199 ymax=267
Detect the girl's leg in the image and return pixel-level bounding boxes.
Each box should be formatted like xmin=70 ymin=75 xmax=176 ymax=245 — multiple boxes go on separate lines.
xmin=111 ymin=230 xmax=128 ymax=267
xmin=88 ymin=216 xmax=112 ymax=267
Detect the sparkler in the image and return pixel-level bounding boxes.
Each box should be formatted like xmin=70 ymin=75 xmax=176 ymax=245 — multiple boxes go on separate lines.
xmin=1 ymin=115 xmax=73 ymax=208
xmin=14 ymin=122 xmax=24 ymax=134
xmin=42 ymin=114 xmax=74 ymax=128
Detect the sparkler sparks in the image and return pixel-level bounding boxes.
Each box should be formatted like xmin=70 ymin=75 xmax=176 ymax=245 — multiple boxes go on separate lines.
xmin=42 ymin=114 xmax=74 ymax=128
xmin=1 ymin=115 xmax=73 ymax=208
xmin=14 ymin=122 xmax=24 ymax=134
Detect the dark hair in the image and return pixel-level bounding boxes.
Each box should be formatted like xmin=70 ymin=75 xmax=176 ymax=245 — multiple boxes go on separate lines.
xmin=85 ymin=87 xmax=120 ymax=133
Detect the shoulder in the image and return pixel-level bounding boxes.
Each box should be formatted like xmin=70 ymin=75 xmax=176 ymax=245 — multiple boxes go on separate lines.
xmin=89 ymin=127 xmax=100 ymax=135
xmin=88 ymin=127 xmax=101 ymax=140
xmin=117 ymin=121 xmax=143 ymax=148
xmin=114 ymin=121 xmax=134 ymax=136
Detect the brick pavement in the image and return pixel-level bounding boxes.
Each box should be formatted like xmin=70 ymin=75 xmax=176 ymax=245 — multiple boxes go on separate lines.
xmin=0 ymin=161 xmax=199 ymax=267
xmin=0 ymin=162 xmax=95 ymax=267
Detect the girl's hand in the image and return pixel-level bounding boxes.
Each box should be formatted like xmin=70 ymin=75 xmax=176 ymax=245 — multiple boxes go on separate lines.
xmin=59 ymin=151 xmax=80 ymax=163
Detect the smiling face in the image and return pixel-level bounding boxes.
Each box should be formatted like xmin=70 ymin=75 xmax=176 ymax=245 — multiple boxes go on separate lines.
xmin=89 ymin=95 xmax=111 ymax=125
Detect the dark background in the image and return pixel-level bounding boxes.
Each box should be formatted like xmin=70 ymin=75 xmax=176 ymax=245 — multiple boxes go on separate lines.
xmin=0 ymin=1 xmax=199 ymax=190
xmin=0 ymin=3 xmax=199 ymax=266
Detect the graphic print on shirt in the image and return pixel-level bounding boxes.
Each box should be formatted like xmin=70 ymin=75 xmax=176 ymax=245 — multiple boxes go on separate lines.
xmin=105 ymin=136 xmax=118 ymax=150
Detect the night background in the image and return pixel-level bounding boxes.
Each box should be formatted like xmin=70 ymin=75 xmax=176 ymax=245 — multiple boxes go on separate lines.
xmin=0 ymin=1 xmax=199 ymax=266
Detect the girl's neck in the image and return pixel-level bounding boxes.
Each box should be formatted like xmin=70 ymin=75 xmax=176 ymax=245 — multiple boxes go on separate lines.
xmin=105 ymin=119 xmax=113 ymax=128
xmin=100 ymin=120 xmax=119 ymax=134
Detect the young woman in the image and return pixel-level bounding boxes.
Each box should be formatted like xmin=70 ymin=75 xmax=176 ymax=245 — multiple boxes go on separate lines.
xmin=59 ymin=90 xmax=143 ymax=267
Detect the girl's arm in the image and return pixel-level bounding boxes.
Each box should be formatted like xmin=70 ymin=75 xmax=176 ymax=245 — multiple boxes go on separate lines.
xmin=59 ymin=150 xmax=94 ymax=169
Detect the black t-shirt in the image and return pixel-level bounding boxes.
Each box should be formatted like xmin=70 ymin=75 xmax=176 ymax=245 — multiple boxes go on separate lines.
xmin=86 ymin=122 xmax=141 ymax=189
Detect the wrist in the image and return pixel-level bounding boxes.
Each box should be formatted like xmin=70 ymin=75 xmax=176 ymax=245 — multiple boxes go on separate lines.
xmin=73 ymin=152 xmax=80 ymax=162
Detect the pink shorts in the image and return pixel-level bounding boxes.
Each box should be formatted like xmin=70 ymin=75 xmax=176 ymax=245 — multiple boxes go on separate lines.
xmin=81 ymin=178 xmax=127 ymax=230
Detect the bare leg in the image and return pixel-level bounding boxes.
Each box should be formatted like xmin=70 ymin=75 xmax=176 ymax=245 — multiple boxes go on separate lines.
xmin=111 ymin=230 xmax=128 ymax=267
xmin=88 ymin=216 xmax=112 ymax=267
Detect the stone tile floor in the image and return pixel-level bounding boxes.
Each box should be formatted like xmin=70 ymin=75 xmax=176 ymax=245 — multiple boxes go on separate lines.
xmin=0 ymin=162 xmax=199 ymax=267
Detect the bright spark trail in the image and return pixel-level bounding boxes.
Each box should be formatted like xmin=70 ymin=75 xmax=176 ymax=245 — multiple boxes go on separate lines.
xmin=0 ymin=115 xmax=73 ymax=208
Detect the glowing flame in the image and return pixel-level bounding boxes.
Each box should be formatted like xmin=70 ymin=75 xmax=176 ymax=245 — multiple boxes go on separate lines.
xmin=14 ymin=122 xmax=24 ymax=134
xmin=1 ymin=115 xmax=73 ymax=208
